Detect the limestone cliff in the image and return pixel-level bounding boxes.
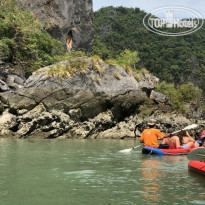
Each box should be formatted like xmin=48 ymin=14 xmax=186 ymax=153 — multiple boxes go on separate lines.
xmin=17 ymin=0 xmax=93 ymax=51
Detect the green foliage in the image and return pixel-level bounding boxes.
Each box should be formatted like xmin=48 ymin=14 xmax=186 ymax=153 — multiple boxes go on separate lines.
xmin=178 ymin=83 xmax=203 ymax=104
xmin=67 ymin=50 xmax=87 ymax=59
xmin=0 ymin=38 xmax=14 ymax=60
xmin=91 ymin=39 xmax=112 ymax=59
xmin=36 ymin=51 xmax=108 ymax=80
xmin=93 ymin=6 xmax=205 ymax=93
xmin=116 ymin=49 xmax=140 ymax=68
xmin=104 ymin=49 xmax=140 ymax=73
xmin=0 ymin=0 xmax=66 ymax=76
xmin=155 ymin=81 xmax=203 ymax=113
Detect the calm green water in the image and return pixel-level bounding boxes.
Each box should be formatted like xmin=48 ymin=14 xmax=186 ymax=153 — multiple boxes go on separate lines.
xmin=0 ymin=139 xmax=204 ymax=205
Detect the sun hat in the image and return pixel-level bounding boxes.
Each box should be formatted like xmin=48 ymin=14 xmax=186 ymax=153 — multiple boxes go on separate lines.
xmin=167 ymin=128 xmax=174 ymax=134
xmin=147 ymin=119 xmax=156 ymax=126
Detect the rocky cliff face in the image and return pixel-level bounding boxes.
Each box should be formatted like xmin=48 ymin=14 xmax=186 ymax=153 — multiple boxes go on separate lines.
xmin=0 ymin=58 xmax=204 ymax=139
xmin=17 ymin=0 xmax=93 ymax=51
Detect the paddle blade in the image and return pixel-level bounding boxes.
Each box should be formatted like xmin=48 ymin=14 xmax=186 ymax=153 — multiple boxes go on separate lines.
xmin=188 ymin=148 xmax=205 ymax=161
xmin=172 ymin=124 xmax=198 ymax=134
xmin=119 ymin=148 xmax=133 ymax=153
xmin=119 ymin=145 xmax=142 ymax=153
xmin=183 ymin=124 xmax=198 ymax=131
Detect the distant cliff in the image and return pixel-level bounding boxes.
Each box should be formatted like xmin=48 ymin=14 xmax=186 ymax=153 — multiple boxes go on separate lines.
xmin=17 ymin=0 xmax=94 ymax=52
xmin=93 ymin=6 xmax=205 ymax=93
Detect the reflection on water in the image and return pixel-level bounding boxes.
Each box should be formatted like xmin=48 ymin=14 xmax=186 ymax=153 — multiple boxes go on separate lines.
xmin=0 ymin=139 xmax=204 ymax=205
xmin=140 ymin=159 xmax=162 ymax=205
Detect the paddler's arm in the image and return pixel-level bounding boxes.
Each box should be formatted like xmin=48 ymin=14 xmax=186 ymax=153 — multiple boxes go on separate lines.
xmin=157 ymin=130 xmax=165 ymax=140
xmin=140 ymin=132 xmax=144 ymax=143
xmin=164 ymin=133 xmax=172 ymax=138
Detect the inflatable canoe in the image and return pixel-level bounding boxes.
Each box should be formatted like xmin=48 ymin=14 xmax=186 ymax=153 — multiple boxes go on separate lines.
xmin=188 ymin=161 xmax=205 ymax=175
xmin=142 ymin=146 xmax=194 ymax=156
xmin=187 ymin=148 xmax=205 ymax=175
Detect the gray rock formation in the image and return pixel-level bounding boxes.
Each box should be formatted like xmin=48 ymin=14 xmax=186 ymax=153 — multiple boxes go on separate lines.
xmin=0 ymin=58 xmax=155 ymax=138
xmin=0 ymin=58 xmax=204 ymax=139
xmin=150 ymin=90 xmax=168 ymax=104
xmin=17 ymin=0 xmax=93 ymax=51
xmin=0 ymin=61 xmax=26 ymax=92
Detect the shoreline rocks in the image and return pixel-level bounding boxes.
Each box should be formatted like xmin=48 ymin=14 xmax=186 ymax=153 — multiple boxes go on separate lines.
xmin=0 ymin=59 xmax=204 ymax=139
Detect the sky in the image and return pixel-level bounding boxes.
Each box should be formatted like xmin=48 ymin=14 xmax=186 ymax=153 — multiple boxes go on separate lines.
xmin=93 ymin=0 xmax=205 ymax=18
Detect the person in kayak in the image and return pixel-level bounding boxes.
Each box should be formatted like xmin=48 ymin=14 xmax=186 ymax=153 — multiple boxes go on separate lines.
xmin=162 ymin=129 xmax=199 ymax=149
xmin=200 ymin=131 xmax=205 ymax=147
xmin=177 ymin=130 xmax=199 ymax=149
xmin=161 ymin=128 xmax=180 ymax=149
xmin=140 ymin=119 xmax=168 ymax=148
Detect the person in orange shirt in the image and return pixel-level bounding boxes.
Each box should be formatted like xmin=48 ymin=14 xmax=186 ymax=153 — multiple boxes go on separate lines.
xmin=140 ymin=120 xmax=166 ymax=148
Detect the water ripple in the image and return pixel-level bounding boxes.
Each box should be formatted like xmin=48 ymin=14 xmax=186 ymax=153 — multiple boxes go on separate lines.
xmin=64 ymin=170 xmax=96 ymax=175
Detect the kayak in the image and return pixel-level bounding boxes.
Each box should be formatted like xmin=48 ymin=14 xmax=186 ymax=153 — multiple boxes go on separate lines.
xmin=142 ymin=146 xmax=194 ymax=156
xmin=188 ymin=161 xmax=205 ymax=175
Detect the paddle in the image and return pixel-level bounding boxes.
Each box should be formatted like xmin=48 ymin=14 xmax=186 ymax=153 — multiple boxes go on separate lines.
xmin=187 ymin=148 xmax=205 ymax=161
xmin=119 ymin=145 xmax=142 ymax=153
xmin=172 ymin=124 xmax=198 ymax=135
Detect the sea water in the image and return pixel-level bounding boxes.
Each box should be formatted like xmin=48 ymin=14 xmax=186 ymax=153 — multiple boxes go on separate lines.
xmin=0 ymin=138 xmax=204 ymax=205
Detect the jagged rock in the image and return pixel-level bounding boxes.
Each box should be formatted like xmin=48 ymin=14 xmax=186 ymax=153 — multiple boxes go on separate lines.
xmin=0 ymin=91 xmax=36 ymax=111
xmin=0 ymin=79 xmax=10 ymax=92
xmin=62 ymin=110 xmax=115 ymax=139
xmin=6 ymin=75 xmax=24 ymax=90
xmin=69 ymin=125 xmax=91 ymax=139
xmin=18 ymin=111 xmax=54 ymax=137
xmin=16 ymin=105 xmax=74 ymax=138
xmin=90 ymin=110 xmax=114 ymax=125
xmin=95 ymin=121 xmax=135 ymax=139
xmin=138 ymin=73 xmax=159 ymax=90
xmin=0 ymin=62 xmax=26 ymax=91
xmin=51 ymin=110 xmax=70 ymax=123
xmin=23 ymin=59 xmax=147 ymax=121
xmin=17 ymin=109 xmax=28 ymax=115
xmin=69 ymin=108 xmax=82 ymax=120
xmin=0 ymin=109 xmax=17 ymax=136
xmin=150 ymin=90 xmax=168 ymax=104
xmin=20 ymin=103 xmax=47 ymax=120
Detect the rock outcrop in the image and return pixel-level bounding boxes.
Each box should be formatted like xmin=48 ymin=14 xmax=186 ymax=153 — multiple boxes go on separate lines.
xmin=0 ymin=58 xmax=204 ymax=139
xmin=17 ymin=0 xmax=93 ymax=51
